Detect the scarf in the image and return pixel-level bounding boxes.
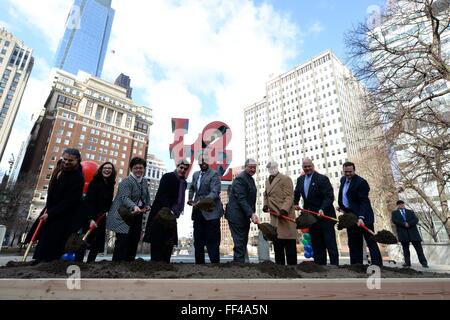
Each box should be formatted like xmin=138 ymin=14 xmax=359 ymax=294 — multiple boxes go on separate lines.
xmin=171 ymin=171 xmax=187 ymax=218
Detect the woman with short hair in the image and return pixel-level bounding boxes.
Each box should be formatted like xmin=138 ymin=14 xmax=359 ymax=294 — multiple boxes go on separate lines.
xmin=106 ymin=157 xmax=150 ymax=262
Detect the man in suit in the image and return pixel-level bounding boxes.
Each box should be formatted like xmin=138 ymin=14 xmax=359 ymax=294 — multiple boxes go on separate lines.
xmin=263 ymin=161 xmax=298 ymax=265
xmin=392 ymin=200 xmax=428 ymax=268
xmin=188 ymin=156 xmax=224 ymax=264
xmin=338 ymin=162 xmax=383 ymax=267
xmin=143 ymin=159 xmax=190 ymax=263
xmin=225 ymin=159 xmax=260 ymax=262
xmin=294 ymin=158 xmax=339 ymax=265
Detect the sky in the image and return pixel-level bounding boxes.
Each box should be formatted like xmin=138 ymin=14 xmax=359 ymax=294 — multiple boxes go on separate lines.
xmin=0 ymin=0 xmax=385 ymax=237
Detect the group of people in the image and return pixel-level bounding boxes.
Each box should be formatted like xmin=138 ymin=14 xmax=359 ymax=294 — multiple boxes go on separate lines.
xmin=27 ymin=148 xmax=192 ymax=264
xmin=27 ymin=147 xmax=428 ymax=268
xmin=225 ymin=158 xmax=428 ymax=268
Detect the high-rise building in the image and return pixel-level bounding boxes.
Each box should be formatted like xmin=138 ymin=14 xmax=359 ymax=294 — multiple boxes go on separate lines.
xmin=18 ymin=69 xmax=152 ymax=219
xmin=114 ymin=73 xmax=132 ymax=99
xmin=244 ymin=50 xmax=370 ymax=245
xmin=143 ymin=154 xmax=167 ymax=229
xmin=54 ymin=0 xmax=115 ymax=77
xmin=0 ymin=28 xmax=34 ymax=162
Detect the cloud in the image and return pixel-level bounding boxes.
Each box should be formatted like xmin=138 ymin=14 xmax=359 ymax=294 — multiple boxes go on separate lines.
xmin=308 ymin=21 xmax=325 ymax=34
xmin=0 ymin=20 xmax=10 ymax=30
xmin=102 ymin=0 xmax=300 ymax=171
xmin=2 ymin=0 xmax=302 ymax=237
xmin=5 ymin=0 xmax=70 ymax=51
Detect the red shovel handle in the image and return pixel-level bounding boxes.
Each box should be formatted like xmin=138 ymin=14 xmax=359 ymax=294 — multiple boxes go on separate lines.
xmin=269 ymin=210 xmax=296 ymax=223
xmin=358 ymin=223 xmax=376 ymax=236
xmin=297 ymin=208 xmax=339 ymax=222
xmin=83 ymin=212 xmax=107 ymax=241
xmin=31 ymin=219 xmax=45 ymax=242
xmin=90 ymin=212 xmax=106 ymax=231
xmin=23 ymin=210 xmax=47 ymax=262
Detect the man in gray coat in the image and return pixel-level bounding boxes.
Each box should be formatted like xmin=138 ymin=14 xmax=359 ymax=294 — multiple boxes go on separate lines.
xmin=225 ymin=159 xmax=260 ymax=263
xmin=392 ymin=200 xmax=428 ymax=268
xmin=188 ymin=157 xmax=224 ymax=264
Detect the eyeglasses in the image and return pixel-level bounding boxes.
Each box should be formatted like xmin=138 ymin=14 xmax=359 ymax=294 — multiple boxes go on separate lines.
xmin=178 ymin=166 xmax=189 ymax=171
xmin=103 ymin=167 xmax=113 ymax=171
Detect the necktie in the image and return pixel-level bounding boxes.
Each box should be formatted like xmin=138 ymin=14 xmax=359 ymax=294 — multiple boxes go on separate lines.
xmin=304 ymin=175 xmax=312 ymax=198
xmin=343 ymin=179 xmax=351 ymax=208
xmin=401 ymin=209 xmax=406 ymax=221
xmin=197 ymin=172 xmax=203 ymax=191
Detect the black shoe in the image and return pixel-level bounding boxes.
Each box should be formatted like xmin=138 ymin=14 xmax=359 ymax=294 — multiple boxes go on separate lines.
xmin=402 ymin=263 xmax=411 ymax=268
xmin=422 ymin=264 xmax=429 ymax=268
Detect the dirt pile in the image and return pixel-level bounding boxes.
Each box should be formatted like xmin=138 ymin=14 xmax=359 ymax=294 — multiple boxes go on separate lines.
xmin=0 ymin=260 xmax=447 ymax=279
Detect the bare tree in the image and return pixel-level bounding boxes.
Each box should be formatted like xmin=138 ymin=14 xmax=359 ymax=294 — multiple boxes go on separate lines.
xmin=0 ymin=173 xmax=34 ymax=246
xmin=345 ymin=0 xmax=450 ymax=239
xmin=353 ymin=145 xmax=398 ymax=233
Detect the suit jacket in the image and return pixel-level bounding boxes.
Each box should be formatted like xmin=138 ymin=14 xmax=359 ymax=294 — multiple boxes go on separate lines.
xmin=106 ymin=175 xmax=150 ymax=234
xmin=225 ymin=171 xmax=256 ymax=225
xmin=143 ymin=171 xmax=184 ymax=244
xmin=294 ymin=172 xmax=336 ymax=219
xmin=188 ymin=168 xmax=224 ymax=221
xmin=264 ymin=173 xmax=297 ymax=239
xmin=338 ymin=175 xmax=375 ymax=225
xmin=392 ymin=209 xmax=422 ymax=242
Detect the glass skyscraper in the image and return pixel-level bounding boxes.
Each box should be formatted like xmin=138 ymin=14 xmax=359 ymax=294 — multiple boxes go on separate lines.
xmin=54 ymin=0 xmax=115 ymax=77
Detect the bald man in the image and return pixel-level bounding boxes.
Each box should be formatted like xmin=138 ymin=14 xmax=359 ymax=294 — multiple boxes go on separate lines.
xmin=263 ymin=161 xmax=297 ymax=265
xmin=294 ymin=159 xmax=339 ymax=266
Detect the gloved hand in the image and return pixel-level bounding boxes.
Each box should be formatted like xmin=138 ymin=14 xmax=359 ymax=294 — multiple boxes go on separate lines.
xmin=279 ymin=209 xmax=288 ymax=216
xmin=262 ymin=205 xmax=269 ymax=213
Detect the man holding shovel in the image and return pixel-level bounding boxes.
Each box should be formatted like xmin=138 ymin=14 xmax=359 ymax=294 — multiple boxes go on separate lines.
xmin=263 ymin=161 xmax=297 ymax=265
xmin=225 ymin=159 xmax=260 ymax=263
xmin=338 ymin=162 xmax=383 ymax=267
xmin=294 ymin=159 xmax=339 ymax=266
xmin=188 ymin=155 xmax=223 ymax=264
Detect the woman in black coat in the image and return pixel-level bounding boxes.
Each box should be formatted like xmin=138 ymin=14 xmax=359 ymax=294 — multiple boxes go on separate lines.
xmin=75 ymin=162 xmax=116 ymax=262
xmin=32 ymin=149 xmax=84 ymax=263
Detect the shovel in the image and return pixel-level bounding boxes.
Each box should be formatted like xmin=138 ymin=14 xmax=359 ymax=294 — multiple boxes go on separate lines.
xmin=334 ymin=208 xmax=397 ymax=244
xmin=268 ymin=209 xmax=313 ymax=230
xmin=358 ymin=224 xmax=398 ymax=244
xmin=257 ymin=222 xmax=278 ymax=242
xmin=23 ymin=212 xmax=46 ymax=262
xmin=299 ymin=208 xmax=358 ymax=229
xmin=65 ymin=213 xmax=107 ymax=252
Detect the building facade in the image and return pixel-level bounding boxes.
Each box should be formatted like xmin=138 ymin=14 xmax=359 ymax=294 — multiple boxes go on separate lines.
xmin=244 ymin=50 xmax=369 ymax=245
xmin=143 ymin=154 xmax=167 ymax=229
xmin=0 ymin=28 xmax=34 ymax=162
xmin=114 ymin=73 xmax=133 ymax=99
xmin=18 ymin=70 xmax=152 ymax=220
xmin=54 ymin=0 xmax=115 ymax=77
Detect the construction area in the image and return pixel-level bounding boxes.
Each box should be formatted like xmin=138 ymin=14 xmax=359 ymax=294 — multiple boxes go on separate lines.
xmin=0 ymin=260 xmax=449 ymax=299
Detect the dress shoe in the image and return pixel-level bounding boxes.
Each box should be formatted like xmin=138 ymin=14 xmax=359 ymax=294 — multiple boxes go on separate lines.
xmin=402 ymin=263 xmax=411 ymax=268
xmin=421 ymin=264 xmax=429 ymax=268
